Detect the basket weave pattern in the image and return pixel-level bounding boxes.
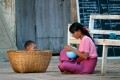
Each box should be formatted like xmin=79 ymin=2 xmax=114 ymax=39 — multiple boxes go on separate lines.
xmin=7 ymin=50 xmax=52 ymax=73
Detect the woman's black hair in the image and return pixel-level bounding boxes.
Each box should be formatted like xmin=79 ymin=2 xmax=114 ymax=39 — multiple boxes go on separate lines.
xmin=69 ymin=22 xmax=94 ymax=43
xmin=24 ymin=40 xmax=35 ymax=49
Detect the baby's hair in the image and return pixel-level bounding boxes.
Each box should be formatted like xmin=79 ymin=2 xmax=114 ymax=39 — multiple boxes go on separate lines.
xmin=24 ymin=40 xmax=35 ymax=50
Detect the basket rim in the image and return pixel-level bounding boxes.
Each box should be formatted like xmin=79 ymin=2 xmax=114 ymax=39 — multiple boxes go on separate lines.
xmin=7 ymin=50 xmax=53 ymax=52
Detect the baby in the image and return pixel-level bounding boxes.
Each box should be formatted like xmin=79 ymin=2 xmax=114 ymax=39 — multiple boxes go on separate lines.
xmin=24 ymin=40 xmax=36 ymax=51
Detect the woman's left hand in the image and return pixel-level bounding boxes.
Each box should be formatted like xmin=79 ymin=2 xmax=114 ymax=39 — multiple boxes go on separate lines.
xmin=64 ymin=45 xmax=73 ymax=51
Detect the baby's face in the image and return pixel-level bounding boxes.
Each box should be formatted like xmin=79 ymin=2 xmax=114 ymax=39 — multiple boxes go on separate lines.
xmin=27 ymin=43 xmax=36 ymax=51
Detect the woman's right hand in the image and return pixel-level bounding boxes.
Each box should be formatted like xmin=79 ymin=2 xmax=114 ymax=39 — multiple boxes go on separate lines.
xmin=64 ymin=45 xmax=74 ymax=51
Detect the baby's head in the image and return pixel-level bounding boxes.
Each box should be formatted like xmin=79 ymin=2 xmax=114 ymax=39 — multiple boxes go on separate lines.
xmin=24 ymin=40 xmax=36 ymax=51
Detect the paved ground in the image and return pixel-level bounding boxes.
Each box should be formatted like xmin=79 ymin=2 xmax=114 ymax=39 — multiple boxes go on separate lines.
xmin=0 ymin=56 xmax=120 ymax=80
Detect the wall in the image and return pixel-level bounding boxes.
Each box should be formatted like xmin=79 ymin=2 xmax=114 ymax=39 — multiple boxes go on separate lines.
xmin=71 ymin=0 xmax=78 ymax=23
xmin=16 ymin=0 xmax=71 ymax=54
xmin=0 ymin=0 xmax=17 ymax=60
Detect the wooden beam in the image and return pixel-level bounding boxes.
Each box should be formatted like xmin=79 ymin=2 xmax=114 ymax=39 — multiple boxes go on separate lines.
xmin=89 ymin=30 xmax=120 ymax=35
xmin=90 ymin=14 xmax=120 ymax=20
xmin=94 ymin=39 xmax=120 ymax=46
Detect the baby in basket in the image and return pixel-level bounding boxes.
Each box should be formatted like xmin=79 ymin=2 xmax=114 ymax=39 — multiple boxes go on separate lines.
xmin=24 ymin=40 xmax=36 ymax=51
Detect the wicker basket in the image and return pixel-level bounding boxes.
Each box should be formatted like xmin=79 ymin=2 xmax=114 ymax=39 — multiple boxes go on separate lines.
xmin=7 ymin=50 xmax=52 ymax=73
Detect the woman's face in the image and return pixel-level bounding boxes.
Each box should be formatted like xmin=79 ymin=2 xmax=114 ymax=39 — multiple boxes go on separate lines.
xmin=72 ymin=30 xmax=82 ymax=39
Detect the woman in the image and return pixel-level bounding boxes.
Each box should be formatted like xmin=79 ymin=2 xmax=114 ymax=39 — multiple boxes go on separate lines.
xmin=58 ymin=22 xmax=98 ymax=74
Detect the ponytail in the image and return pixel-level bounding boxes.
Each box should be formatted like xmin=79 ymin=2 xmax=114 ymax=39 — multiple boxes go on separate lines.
xmin=69 ymin=22 xmax=94 ymax=43
xmin=82 ymin=27 xmax=94 ymax=43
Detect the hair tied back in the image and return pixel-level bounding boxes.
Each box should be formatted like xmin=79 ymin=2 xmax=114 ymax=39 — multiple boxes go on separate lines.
xmin=83 ymin=27 xmax=87 ymax=30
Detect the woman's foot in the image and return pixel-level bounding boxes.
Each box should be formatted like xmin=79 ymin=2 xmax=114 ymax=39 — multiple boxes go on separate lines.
xmin=62 ymin=71 xmax=72 ymax=74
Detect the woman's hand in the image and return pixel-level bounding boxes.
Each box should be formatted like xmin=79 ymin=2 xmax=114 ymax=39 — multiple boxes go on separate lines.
xmin=64 ymin=45 xmax=89 ymax=59
xmin=64 ymin=45 xmax=74 ymax=51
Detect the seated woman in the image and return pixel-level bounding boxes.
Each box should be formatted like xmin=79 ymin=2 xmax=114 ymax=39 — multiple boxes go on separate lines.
xmin=58 ymin=22 xmax=98 ymax=74
xmin=24 ymin=40 xmax=36 ymax=51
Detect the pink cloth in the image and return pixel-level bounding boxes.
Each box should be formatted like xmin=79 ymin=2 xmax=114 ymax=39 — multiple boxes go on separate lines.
xmin=58 ymin=49 xmax=97 ymax=74
xmin=79 ymin=36 xmax=98 ymax=58
xmin=58 ymin=36 xmax=98 ymax=74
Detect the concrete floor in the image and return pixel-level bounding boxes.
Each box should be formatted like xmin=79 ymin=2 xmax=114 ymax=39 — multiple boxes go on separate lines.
xmin=0 ymin=56 xmax=120 ymax=80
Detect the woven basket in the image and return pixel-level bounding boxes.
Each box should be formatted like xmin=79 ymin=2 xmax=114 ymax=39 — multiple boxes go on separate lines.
xmin=7 ymin=50 xmax=52 ymax=73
